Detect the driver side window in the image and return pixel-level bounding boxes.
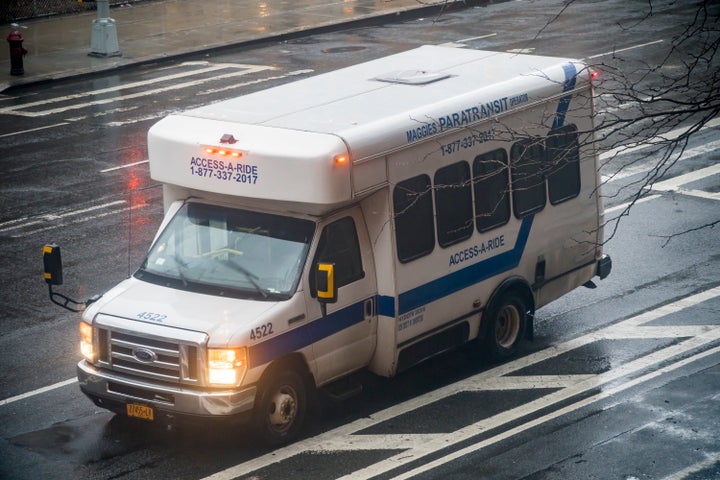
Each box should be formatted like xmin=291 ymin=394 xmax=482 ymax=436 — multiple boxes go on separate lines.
xmin=310 ymin=216 xmax=364 ymax=296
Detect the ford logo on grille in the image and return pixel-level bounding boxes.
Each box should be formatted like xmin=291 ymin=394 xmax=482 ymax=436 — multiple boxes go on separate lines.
xmin=132 ymin=348 xmax=157 ymax=363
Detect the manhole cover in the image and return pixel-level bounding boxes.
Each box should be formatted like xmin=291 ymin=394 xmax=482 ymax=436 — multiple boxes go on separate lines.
xmin=322 ymin=46 xmax=367 ymax=54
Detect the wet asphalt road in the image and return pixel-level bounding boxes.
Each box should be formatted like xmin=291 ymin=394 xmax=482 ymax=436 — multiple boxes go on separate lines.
xmin=1 ymin=1 xmax=719 ymax=479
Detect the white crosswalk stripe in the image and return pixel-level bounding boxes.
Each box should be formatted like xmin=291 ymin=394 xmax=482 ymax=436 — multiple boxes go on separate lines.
xmin=0 ymin=61 xmax=282 ymax=118
xmin=202 ymin=287 xmax=720 ymax=480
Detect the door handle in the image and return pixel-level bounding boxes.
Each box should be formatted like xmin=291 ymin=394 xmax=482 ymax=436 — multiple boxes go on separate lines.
xmin=364 ymin=298 xmax=375 ymax=318
xmin=288 ymin=314 xmax=306 ymax=325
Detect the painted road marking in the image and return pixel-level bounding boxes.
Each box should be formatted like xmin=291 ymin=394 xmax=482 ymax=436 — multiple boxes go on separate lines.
xmin=0 ymin=378 xmax=77 ymax=407
xmin=62 ymin=105 xmax=141 ymax=123
xmin=662 ymin=452 xmax=720 ymax=480
xmin=390 ymin=345 xmax=720 ymax=480
xmin=0 ymin=62 xmax=274 ymax=117
xmin=599 ymin=117 xmax=720 ymax=162
xmin=439 ymin=33 xmax=497 ymax=48
xmin=597 ymin=95 xmax=657 ymax=116
xmin=0 ymin=200 xmax=149 ymax=238
xmin=197 ymin=69 xmax=314 ymax=95
xmin=654 ymin=162 xmax=720 ymax=188
xmin=202 ymin=286 xmax=720 ymax=480
xmin=601 ymin=136 xmax=720 ymax=183
xmin=0 ymin=62 xmax=236 ymax=114
xmin=584 ymin=39 xmax=665 ymax=60
xmin=601 ymin=129 xmax=720 ymax=217
xmin=94 ymin=69 xmax=316 ymax=127
xmin=0 ymin=66 xmax=313 ymax=133
xmin=100 ymin=160 xmax=149 ymax=173
xmin=0 ymin=200 xmax=124 ymax=232
xmin=604 ymin=194 xmax=661 ymax=215
xmin=649 ymin=163 xmax=720 ymax=201
xmin=0 ymin=122 xmax=69 ymax=138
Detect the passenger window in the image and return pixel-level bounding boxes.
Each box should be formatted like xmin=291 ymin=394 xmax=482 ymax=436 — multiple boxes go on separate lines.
xmin=310 ymin=216 xmax=364 ymax=296
xmin=393 ymin=174 xmax=435 ymax=263
xmin=511 ymin=138 xmax=546 ymax=218
xmin=473 ymin=149 xmax=510 ymax=232
xmin=434 ymin=161 xmax=473 ymax=247
xmin=547 ymin=124 xmax=581 ymax=204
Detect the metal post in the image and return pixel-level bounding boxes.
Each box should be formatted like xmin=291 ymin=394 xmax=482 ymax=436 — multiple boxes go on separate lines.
xmin=89 ymin=0 xmax=121 ymax=57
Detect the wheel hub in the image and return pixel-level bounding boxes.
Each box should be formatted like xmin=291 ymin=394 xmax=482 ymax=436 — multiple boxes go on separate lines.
xmin=496 ymin=305 xmax=520 ymax=348
xmin=268 ymin=391 xmax=296 ymax=428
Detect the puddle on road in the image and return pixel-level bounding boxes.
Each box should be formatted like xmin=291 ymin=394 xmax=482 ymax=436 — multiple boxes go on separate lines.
xmin=9 ymin=409 xmax=264 ymax=466
xmin=7 ymin=411 xmax=187 ymax=463
xmin=508 ymin=338 xmax=686 ymax=376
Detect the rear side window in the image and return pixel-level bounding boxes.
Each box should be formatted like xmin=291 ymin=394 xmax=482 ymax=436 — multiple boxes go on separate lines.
xmin=434 ymin=161 xmax=473 ymax=247
xmin=511 ymin=138 xmax=546 ymax=218
xmin=546 ymin=124 xmax=581 ymax=204
xmin=393 ymin=174 xmax=435 ymax=263
xmin=473 ymin=149 xmax=510 ymax=232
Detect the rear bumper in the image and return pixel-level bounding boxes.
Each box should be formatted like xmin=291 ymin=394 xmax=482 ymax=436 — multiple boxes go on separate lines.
xmin=77 ymin=360 xmax=256 ymax=420
xmin=597 ymin=254 xmax=612 ymax=280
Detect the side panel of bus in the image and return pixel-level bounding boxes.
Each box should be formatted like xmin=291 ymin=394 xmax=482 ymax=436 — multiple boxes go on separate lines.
xmin=384 ymin=89 xmax=600 ymax=373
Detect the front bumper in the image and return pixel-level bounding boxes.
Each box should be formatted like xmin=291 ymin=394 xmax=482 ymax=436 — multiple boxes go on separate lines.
xmin=77 ymin=360 xmax=256 ymax=419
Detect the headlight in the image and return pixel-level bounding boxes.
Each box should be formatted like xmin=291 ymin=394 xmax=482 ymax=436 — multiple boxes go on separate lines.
xmin=80 ymin=321 xmax=94 ymax=362
xmin=208 ymin=348 xmax=247 ymax=386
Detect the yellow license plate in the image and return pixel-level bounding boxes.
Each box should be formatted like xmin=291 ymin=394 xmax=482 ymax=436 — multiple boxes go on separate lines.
xmin=126 ymin=403 xmax=154 ymax=421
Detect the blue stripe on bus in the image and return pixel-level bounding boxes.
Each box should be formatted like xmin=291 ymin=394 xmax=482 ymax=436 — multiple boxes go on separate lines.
xmin=249 ymin=214 xmax=534 ymax=367
xmin=248 ymin=300 xmax=366 ymax=367
xmin=397 ymin=214 xmax=534 ymax=315
xmin=551 ymin=63 xmax=577 ymax=130
xmin=377 ymin=294 xmax=395 ymax=318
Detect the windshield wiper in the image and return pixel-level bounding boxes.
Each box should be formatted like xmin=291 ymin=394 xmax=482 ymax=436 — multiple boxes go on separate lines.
xmin=212 ymin=257 xmax=268 ymax=299
xmin=172 ymin=254 xmax=190 ymax=287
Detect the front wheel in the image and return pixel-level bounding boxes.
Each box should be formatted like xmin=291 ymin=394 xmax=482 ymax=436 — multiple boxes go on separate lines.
xmin=254 ymin=368 xmax=308 ymax=446
xmin=483 ymin=292 xmax=528 ymax=362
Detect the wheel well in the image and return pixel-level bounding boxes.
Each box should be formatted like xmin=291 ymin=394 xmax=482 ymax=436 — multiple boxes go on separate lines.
xmin=483 ymin=277 xmax=535 ymax=340
xmin=259 ymin=353 xmax=314 ymax=389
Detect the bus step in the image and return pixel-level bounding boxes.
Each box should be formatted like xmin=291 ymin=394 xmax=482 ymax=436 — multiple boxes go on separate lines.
xmin=322 ymin=379 xmax=363 ymax=401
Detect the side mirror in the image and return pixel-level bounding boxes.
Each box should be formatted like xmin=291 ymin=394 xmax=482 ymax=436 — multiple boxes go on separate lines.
xmin=43 ymin=244 xmax=64 ymax=285
xmin=42 ymin=244 xmax=100 ymax=312
xmin=316 ymin=263 xmax=337 ymax=314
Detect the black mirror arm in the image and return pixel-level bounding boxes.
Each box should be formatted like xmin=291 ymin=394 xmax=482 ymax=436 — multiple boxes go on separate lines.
xmin=48 ymin=284 xmax=100 ymax=313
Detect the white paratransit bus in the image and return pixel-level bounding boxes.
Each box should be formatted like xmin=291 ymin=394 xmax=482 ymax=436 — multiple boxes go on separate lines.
xmin=44 ymin=45 xmax=611 ymax=445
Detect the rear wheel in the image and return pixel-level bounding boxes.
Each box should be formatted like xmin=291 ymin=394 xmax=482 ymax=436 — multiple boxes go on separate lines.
xmin=483 ymin=291 xmax=527 ymax=361
xmin=254 ymin=368 xmax=307 ymax=446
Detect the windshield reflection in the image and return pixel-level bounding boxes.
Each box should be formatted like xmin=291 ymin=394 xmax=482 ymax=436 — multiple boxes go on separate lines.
xmin=136 ymin=202 xmax=315 ymax=300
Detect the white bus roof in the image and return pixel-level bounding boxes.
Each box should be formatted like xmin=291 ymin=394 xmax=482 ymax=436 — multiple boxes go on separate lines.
xmin=148 ymin=45 xmax=589 ymax=210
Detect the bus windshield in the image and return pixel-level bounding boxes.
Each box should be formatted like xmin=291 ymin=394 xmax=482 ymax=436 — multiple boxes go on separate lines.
xmin=136 ymin=202 xmax=315 ymax=300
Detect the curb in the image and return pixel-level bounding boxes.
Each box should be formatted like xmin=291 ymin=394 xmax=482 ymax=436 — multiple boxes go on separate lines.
xmin=1 ymin=0 xmax=479 ymax=92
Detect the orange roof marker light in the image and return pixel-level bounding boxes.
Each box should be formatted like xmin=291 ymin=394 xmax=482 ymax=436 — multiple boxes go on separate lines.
xmin=204 ymin=146 xmax=243 ymax=158
xmin=334 ymin=154 xmax=349 ymax=165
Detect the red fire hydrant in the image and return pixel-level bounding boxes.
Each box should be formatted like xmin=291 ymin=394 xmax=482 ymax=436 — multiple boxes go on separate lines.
xmin=7 ymin=29 xmax=28 ymax=76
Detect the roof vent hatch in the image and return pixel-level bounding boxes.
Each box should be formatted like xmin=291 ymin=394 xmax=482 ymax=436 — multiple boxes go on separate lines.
xmin=373 ymin=70 xmax=451 ymax=85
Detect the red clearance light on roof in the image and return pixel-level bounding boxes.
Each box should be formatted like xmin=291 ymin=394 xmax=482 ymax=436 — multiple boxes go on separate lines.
xmin=204 ymin=146 xmax=243 ymax=158
xmin=334 ymin=154 xmax=349 ymax=165
xmin=590 ymin=70 xmax=599 ymax=79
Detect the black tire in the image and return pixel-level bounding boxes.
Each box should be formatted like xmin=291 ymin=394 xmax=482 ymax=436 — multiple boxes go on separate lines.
xmin=483 ymin=291 xmax=527 ymax=361
xmin=254 ymin=367 xmax=308 ymax=446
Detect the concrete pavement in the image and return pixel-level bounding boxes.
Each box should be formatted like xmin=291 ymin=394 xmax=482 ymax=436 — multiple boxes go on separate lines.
xmin=0 ymin=0 xmax=471 ymax=92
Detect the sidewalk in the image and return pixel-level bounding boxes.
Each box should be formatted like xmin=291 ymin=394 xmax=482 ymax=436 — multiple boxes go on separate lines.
xmin=0 ymin=0 xmax=469 ymax=92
